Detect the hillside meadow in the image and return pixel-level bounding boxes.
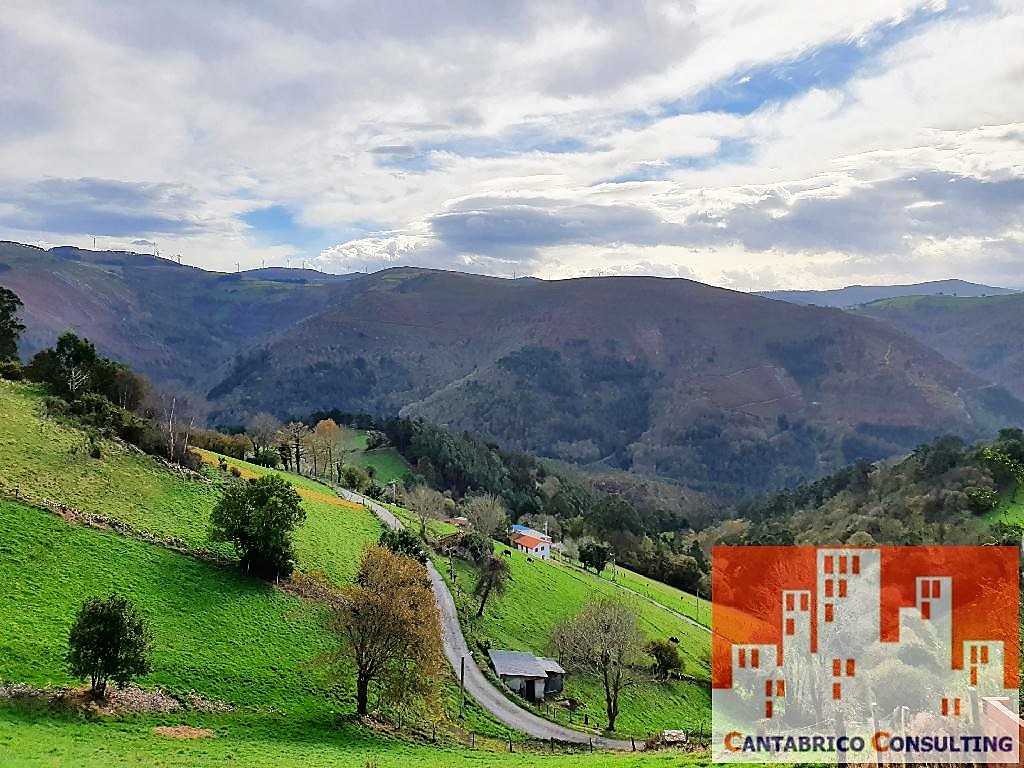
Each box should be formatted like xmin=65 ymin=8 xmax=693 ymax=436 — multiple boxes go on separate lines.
xmin=442 ymin=543 xmax=712 ymax=737
xmin=0 ymin=378 xmax=712 ymax=764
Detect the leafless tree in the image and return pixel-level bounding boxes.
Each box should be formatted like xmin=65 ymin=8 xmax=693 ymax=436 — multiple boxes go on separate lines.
xmin=403 ymin=485 xmax=447 ymax=538
xmin=462 ymin=493 xmax=508 ymax=539
xmin=247 ymin=412 xmax=282 ymax=456
xmin=550 ymin=599 xmax=646 ymax=732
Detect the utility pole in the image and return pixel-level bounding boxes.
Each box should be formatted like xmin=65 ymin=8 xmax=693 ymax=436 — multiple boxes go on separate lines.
xmin=459 ymin=656 xmax=466 ymax=718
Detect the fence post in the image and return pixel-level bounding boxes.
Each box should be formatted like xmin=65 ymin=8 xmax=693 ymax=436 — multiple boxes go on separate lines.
xmin=589 ymin=737 xmax=593 ymax=753
xmin=631 ymin=736 xmax=635 ymax=751
xmin=508 ymin=736 xmax=513 ymax=753
xmin=550 ymin=737 xmax=554 ymax=753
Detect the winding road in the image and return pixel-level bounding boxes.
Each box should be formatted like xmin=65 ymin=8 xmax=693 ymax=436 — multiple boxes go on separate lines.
xmin=333 ymin=487 xmax=635 ymax=750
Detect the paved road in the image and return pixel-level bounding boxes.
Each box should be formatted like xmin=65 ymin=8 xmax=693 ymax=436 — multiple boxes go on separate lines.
xmin=334 ymin=487 xmax=635 ymax=750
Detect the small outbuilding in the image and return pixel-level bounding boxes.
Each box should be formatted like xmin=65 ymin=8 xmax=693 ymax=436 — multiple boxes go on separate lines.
xmin=488 ymin=650 xmax=565 ymax=701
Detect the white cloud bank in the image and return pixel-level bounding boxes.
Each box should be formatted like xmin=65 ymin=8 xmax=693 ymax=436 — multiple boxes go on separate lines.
xmin=0 ymin=0 xmax=1021 ymax=288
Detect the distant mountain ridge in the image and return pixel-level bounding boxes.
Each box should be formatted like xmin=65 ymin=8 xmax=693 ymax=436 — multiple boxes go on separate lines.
xmin=4 ymin=240 xmax=1023 ymax=497
xmin=758 ymin=279 xmax=1016 ymax=308
xmin=855 ymin=292 xmax=1024 ymax=400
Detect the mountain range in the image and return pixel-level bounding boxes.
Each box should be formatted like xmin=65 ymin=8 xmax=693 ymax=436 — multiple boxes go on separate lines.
xmin=3 ymin=240 xmax=1022 ymax=497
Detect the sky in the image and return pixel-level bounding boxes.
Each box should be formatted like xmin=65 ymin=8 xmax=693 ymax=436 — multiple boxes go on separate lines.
xmin=1 ymin=0 xmax=1022 ymax=290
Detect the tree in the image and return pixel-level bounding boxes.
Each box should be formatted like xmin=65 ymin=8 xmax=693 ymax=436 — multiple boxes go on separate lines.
xmin=50 ymin=332 xmax=99 ymax=399
xmin=66 ymin=593 xmax=152 ymax=699
xmin=307 ymin=418 xmax=339 ymax=477
xmin=404 ymin=485 xmax=447 ymax=539
xmin=379 ymin=527 xmax=427 ymax=564
xmin=0 ymin=287 xmax=25 ymax=362
xmin=456 ymin=530 xmax=492 ymax=564
xmin=473 ymin=555 xmax=510 ymax=617
xmin=328 ymin=546 xmax=444 ymax=716
xmin=463 ymin=493 xmax=508 ymax=539
xmin=280 ymin=422 xmax=311 ymax=473
xmin=210 ymin=474 xmax=306 ymax=579
xmin=578 ymin=541 xmax=611 ymax=575
xmin=247 ymin=412 xmax=282 ymax=457
xmin=550 ymin=599 xmax=645 ymax=732
xmin=646 ymin=638 xmax=684 ymax=680
xmin=341 ymin=464 xmax=370 ymax=492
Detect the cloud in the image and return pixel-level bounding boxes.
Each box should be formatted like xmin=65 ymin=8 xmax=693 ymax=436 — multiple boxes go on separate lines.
xmin=0 ymin=177 xmax=213 ymax=237
xmin=0 ymin=0 xmax=1021 ymax=286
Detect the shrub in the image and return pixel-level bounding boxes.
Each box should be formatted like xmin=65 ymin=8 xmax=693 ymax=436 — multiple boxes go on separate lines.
xmin=456 ymin=530 xmax=492 ymax=564
xmin=210 ymin=474 xmax=306 ymax=579
xmin=646 ymin=638 xmax=684 ymax=679
xmin=340 ymin=465 xmax=370 ymax=492
xmin=0 ymin=359 xmax=23 ymax=380
xmin=66 ymin=593 xmax=152 ymax=699
xmin=252 ymin=447 xmax=280 ymax=468
xmin=379 ymin=527 xmax=427 ymax=564
xmin=229 ymin=465 xmax=241 ymax=478
xmin=966 ymin=486 xmax=998 ymax=515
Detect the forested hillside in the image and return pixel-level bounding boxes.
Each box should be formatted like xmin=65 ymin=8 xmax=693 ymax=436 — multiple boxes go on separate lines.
xmin=701 ymin=429 xmax=1024 ymax=548
xmin=6 ymin=244 xmax=1024 ymax=498
xmin=856 ymin=293 xmax=1024 ymax=399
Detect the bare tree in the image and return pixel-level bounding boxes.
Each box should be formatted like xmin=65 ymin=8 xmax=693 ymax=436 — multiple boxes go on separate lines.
xmin=247 ymin=412 xmax=282 ymax=456
xmin=462 ymin=494 xmax=508 ymax=539
xmin=550 ymin=599 xmax=645 ymax=732
xmin=403 ymin=485 xmax=447 ymax=539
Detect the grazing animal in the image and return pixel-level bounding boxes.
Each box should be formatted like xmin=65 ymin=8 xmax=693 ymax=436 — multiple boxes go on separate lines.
xmin=502 ymin=549 xmax=512 ymax=557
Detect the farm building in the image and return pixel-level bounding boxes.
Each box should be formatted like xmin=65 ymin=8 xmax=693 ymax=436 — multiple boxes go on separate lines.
xmin=487 ymin=650 xmax=565 ymax=701
xmin=512 ymin=532 xmax=550 ymax=559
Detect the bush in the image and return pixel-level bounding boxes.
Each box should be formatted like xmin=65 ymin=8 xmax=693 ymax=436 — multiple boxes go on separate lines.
xmin=966 ymin=486 xmax=998 ymax=515
xmin=379 ymin=527 xmax=427 ymax=564
xmin=646 ymin=638 xmax=684 ymax=679
xmin=252 ymin=447 xmax=280 ymax=468
xmin=210 ymin=474 xmax=306 ymax=579
xmin=66 ymin=593 xmax=152 ymax=699
xmin=456 ymin=530 xmax=492 ymax=564
xmin=340 ymin=465 xmax=370 ymax=492
xmin=0 ymin=359 xmax=23 ymax=380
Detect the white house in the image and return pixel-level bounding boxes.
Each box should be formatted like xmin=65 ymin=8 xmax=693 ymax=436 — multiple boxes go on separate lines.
xmin=512 ymin=532 xmax=550 ymax=559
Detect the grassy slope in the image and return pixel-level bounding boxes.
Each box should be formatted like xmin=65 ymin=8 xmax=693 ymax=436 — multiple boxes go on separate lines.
xmin=0 ymin=381 xmax=708 ymax=764
xmin=0 ymin=382 xmax=223 ymax=552
xmin=332 ymin=426 xmax=411 ymax=483
xmin=0 ymin=708 xmax=706 ymax=768
xmin=195 ymin=450 xmax=382 ymax=585
xmin=988 ymin=487 xmax=1024 ymax=525
xmin=0 ymin=499 xmax=337 ymax=714
xmin=445 ymin=544 xmax=711 ymax=737
xmin=597 ymin=565 xmax=711 ymax=628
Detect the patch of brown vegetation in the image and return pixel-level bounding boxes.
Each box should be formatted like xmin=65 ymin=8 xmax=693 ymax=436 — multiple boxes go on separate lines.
xmin=152 ymin=725 xmax=215 ymax=739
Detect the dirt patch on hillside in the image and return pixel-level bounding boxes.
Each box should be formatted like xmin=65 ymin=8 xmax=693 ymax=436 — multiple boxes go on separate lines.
xmin=153 ymin=725 xmax=215 ymax=739
xmin=0 ymin=682 xmax=232 ymax=716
